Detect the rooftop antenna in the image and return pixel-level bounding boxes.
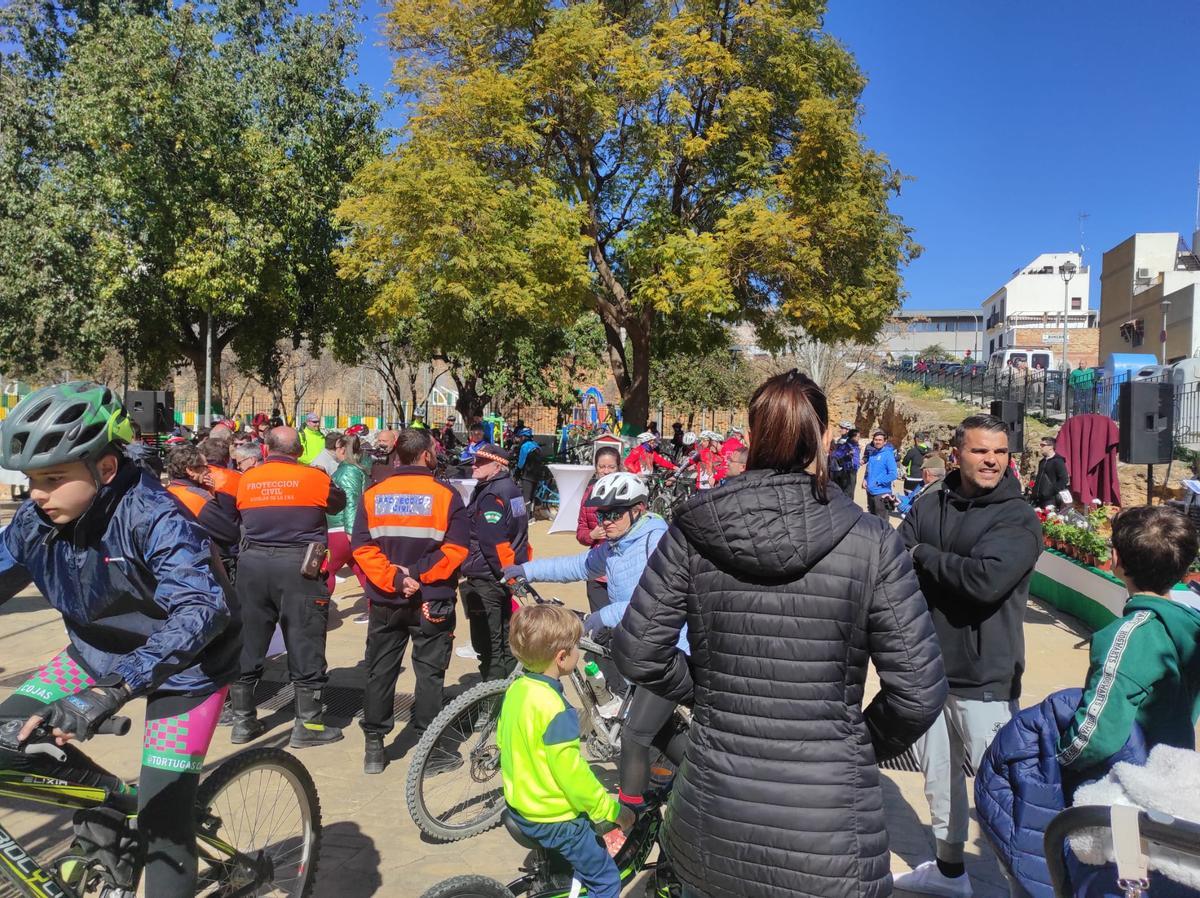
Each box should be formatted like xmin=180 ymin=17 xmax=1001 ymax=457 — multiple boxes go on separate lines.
xmin=1078 ymin=211 xmax=1089 ymax=267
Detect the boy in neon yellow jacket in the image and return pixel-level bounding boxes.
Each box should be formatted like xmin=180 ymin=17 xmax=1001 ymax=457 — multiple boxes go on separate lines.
xmin=498 ymin=604 xmax=634 ymax=898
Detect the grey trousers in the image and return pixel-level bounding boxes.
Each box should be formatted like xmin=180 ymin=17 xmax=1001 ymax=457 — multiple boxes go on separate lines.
xmin=913 ymin=693 xmax=1016 ymax=860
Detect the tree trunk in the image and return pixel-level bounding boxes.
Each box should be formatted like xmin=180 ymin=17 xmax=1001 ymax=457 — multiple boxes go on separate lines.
xmin=620 ymin=313 xmax=652 ymax=432
xmin=452 ymin=373 xmax=487 ymax=422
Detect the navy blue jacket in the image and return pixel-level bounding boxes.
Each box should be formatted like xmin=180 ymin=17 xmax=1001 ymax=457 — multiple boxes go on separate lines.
xmin=0 ymin=459 xmax=239 ymax=696
xmin=975 ymin=689 xmax=1148 ymax=898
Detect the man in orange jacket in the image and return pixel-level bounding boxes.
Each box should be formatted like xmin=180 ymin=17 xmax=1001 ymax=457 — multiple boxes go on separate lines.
xmin=198 ymin=436 xmax=242 ymax=575
xmin=352 ymin=428 xmax=470 ymax=773
xmin=232 ymin=427 xmax=346 ymax=749
xmin=165 ymin=444 xmax=241 ymax=562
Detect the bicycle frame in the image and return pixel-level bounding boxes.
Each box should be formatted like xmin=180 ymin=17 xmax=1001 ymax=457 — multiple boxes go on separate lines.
xmin=0 ymin=816 xmax=74 ymax=898
xmin=0 ymin=766 xmax=261 ymax=898
xmin=504 ymin=802 xmax=669 ymax=898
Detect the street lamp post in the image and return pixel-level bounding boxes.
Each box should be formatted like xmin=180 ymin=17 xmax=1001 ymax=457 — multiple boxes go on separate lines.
xmin=1059 ymin=261 xmax=1077 ymax=413
xmin=1161 ymin=299 xmax=1172 ymax=365
xmin=1059 ymin=261 xmax=1077 ymax=368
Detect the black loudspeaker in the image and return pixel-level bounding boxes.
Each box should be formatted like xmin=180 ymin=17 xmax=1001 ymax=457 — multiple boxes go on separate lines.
xmin=125 ymin=390 xmax=175 ymax=434
xmin=989 ymin=400 xmax=1025 ymax=453
xmin=1118 ymin=381 xmax=1174 ymax=464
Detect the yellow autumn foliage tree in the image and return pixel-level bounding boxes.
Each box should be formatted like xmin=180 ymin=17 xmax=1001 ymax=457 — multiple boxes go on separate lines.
xmin=336 ymin=0 xmax=917 ymax=428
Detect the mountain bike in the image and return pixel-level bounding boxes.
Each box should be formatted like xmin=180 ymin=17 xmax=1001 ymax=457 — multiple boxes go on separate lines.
xmin=645 ymin=472 xmax=693 ymax=522
xmin=406 ymin=581 xmax=688 ymax=843
xmin=417 ymin=788 xmax=681 ymax=898
xmin=0 ymin=716 xmax=321 ymax=897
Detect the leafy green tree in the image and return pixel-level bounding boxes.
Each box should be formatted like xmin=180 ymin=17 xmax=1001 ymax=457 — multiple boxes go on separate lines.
xmin=336 ymin=0 xmax=916 ymax=429
xmin=0 ymin=0 xmax=379 ymax=401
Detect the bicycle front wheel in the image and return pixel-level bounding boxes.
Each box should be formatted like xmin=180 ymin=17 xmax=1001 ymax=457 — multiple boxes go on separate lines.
xmin=419 ymin=874 xmax=517 ymax=898
xmin=405 ymin=678 xmax=509 ymax=842
xmin=194 ymin=747 xmax=321 ymax=897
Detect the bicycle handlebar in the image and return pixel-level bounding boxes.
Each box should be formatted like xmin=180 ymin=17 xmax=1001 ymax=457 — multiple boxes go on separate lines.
xmin=1044 ymin=805 xmax=1200 ymax=897
xmin=97 ymin=716 xmax=132 ymax=737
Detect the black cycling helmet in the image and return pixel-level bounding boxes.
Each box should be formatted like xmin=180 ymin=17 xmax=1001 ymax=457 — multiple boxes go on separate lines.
xmin=0 ymin=382 xmax=134 ymax=471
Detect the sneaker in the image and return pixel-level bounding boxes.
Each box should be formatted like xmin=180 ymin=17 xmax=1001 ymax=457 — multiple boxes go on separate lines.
xmin=596 ymin=696 xmax=624 ymax=720
xmin=354 ymin=612 xmax=369 ymax=624
xmin=892 ymin=861 xmax=973 ymax=897
xmin=455 ymin=645 xmax=480 ymax=660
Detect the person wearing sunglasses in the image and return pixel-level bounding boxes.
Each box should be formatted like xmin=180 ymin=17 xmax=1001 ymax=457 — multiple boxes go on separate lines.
xmin=502 ymin=471 xmax=689 ymax=815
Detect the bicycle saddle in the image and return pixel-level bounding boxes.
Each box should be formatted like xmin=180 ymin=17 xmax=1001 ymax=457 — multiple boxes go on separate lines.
xmin=502 ymin=810 xmax=545 ymax=851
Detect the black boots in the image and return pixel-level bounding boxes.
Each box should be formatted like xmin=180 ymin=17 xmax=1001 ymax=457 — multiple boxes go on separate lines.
xmin=229 ymin=681 xmax=264 ymax=744
xmin=289 ymin=687 xmax=344 ymax=749
xmin=363 ymin=733 xmax=386 ymax=775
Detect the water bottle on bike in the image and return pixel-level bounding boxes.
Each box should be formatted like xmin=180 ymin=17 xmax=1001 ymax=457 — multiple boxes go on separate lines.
xmin=583 ymin=660 xmax=622 ymax=719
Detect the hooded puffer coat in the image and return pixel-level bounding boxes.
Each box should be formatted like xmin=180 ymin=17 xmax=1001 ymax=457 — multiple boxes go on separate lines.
xmin=614 ymin=469 xmax=948 ymax=898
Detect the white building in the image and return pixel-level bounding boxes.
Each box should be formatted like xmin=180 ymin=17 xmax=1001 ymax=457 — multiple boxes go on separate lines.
xmin=1098 ymin=231 xmax=1200 ymax=363
xmin=879 ymin=309 xmax=984 ymax=361
xmin=981 ymin=252 xmax=1095 ymax=364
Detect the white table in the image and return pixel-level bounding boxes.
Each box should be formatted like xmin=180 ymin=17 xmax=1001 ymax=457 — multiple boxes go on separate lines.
xmin=547 ymin=464 xmax=595 ymax=534
xmin=449 ymin=478 xmax=478 ymax=506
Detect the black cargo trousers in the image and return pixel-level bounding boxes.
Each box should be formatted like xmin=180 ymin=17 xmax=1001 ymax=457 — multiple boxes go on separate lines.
xmin=236 ymin=544 xmax=332 ymax=688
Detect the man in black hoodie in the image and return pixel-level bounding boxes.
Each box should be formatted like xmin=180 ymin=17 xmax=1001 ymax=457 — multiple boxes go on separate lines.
xmin=896 ymin=414 xmax=1042 ymax=898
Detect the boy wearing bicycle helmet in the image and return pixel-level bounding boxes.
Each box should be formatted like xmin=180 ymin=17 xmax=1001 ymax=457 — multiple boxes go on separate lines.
xmin=502 ymin=472 xmax=689 ymax=814
xmin=0 ymin=382 xmax=238 ymax=897
xmin=498 ymin=604 xmax=635 ymax=898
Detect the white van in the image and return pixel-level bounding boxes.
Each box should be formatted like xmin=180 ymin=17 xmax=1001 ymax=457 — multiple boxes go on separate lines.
xmin=987 ymin=348 xmax=1056 ymax=372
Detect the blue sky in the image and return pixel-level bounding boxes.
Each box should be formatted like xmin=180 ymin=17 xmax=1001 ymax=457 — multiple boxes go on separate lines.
xmin=337 ymin=0 xmax=1200 ymax=312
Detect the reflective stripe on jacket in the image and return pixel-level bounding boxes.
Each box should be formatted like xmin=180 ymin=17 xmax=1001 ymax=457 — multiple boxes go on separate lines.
xmin=0 ymin=460 xmax=238 ymax=695
xmin=236 ymin=455 xmax=346 ymax=546
xmin=350 ymin=466 xmax=469 ymax=612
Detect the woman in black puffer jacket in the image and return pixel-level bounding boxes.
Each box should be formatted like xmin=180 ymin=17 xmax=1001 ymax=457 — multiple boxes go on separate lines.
xmin=614 ymin=370 xmax=948 ymax=898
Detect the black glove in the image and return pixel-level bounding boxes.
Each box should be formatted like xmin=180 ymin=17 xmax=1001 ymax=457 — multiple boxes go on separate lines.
xmin=582 ymin=612 xmax=607 ymax=638
xmin=590 ymin=625 xmax=614 ymax=648
xmin=501 ymin=564 xmax=526 ymax=583
xmin=42 ymin=680 xmax=130 ymax=741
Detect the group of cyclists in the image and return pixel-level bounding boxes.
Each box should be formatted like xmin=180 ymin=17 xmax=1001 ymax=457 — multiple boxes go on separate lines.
xmin=0 ymin=381 xmax=753 ymax=897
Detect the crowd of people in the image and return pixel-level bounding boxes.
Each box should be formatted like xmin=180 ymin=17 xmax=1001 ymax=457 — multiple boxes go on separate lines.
xmin=0 ymin=377 xmax=1198 ymax=898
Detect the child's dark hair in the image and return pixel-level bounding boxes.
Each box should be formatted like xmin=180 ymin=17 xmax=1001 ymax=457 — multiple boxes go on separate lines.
xmin=1111 ymin=506 xmax=1199 ymax=595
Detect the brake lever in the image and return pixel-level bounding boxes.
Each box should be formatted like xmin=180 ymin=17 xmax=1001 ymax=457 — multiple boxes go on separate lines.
xmin=0 ymin=719 xmax=66 ymax=762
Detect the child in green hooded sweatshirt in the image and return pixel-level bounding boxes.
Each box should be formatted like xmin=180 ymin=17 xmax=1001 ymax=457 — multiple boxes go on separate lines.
xmin=1058 ymin=505 xmax=1200 ymax=770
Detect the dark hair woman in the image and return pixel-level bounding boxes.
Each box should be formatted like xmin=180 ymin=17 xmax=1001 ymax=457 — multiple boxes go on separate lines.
xmin=575 ymin=444 xmax=623 ymax=691
xmin=613 ymin=369 xmax=948 ymax=898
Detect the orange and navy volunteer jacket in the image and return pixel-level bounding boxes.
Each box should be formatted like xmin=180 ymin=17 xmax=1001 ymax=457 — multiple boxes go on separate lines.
xmin=166 ymin=479 xmax=242 ymax=555
xmin=207 ymin=465 xmax=242 ymax=523
xmin=350 ymin=466 xmax=469 ymax=614
xmin=235 ymin=454 xmax=346 ymax=547
xmin=461 ymin=472 xmax=531 ymax=579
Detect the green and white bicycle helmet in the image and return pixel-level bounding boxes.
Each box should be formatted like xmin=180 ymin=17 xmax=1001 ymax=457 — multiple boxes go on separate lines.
xmin=0 ymin=382 xmax=134 ymax=470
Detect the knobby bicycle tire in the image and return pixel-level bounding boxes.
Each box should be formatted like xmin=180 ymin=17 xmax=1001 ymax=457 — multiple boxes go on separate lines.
xmin=418 ymin=874 xmax=517 ymax=898
xmin=194 ymin=746 xmax=322 ymax=897
xmin=405 ymin=678 xmax=511 ymax=842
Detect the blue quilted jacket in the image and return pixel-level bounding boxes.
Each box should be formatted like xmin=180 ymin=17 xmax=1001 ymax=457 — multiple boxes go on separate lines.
xmin=0 ymin=458 xmax=239 ymax=696
xmin=975 ymin=688 xmax=1148 ymax=898
xmin=524 ymin=513 xmax=688 ymax=653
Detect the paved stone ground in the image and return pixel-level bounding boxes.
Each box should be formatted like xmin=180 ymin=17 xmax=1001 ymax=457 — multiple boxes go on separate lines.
xmin=0 ymin=497 xmax=1095 ymax=897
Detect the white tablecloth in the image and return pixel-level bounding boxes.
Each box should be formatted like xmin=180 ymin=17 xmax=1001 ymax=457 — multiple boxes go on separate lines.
xmin=548 ymin=464 xmax=595 ymax=534
xmin=449 ymin=478 xmax=478 ymax=506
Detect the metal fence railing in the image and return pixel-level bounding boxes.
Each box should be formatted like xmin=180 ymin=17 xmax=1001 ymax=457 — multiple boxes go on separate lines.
xmin=889 ymin=366 xmax=1200 ymax=452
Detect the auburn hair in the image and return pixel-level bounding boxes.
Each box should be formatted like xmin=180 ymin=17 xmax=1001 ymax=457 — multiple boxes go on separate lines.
xmin=746 ymin=369 xmax=830 ymax=502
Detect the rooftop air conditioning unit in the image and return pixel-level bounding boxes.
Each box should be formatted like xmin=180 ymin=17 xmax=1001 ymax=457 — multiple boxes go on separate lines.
xmin=1135 ymin=267 xmax=1153 ymax=280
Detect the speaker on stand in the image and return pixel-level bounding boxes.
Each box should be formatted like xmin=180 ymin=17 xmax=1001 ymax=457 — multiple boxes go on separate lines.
xmin=1118 ymin=381 xmax=1175 ymax=504
xmin=989 ymin=400 xmax=1025 ymax=455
